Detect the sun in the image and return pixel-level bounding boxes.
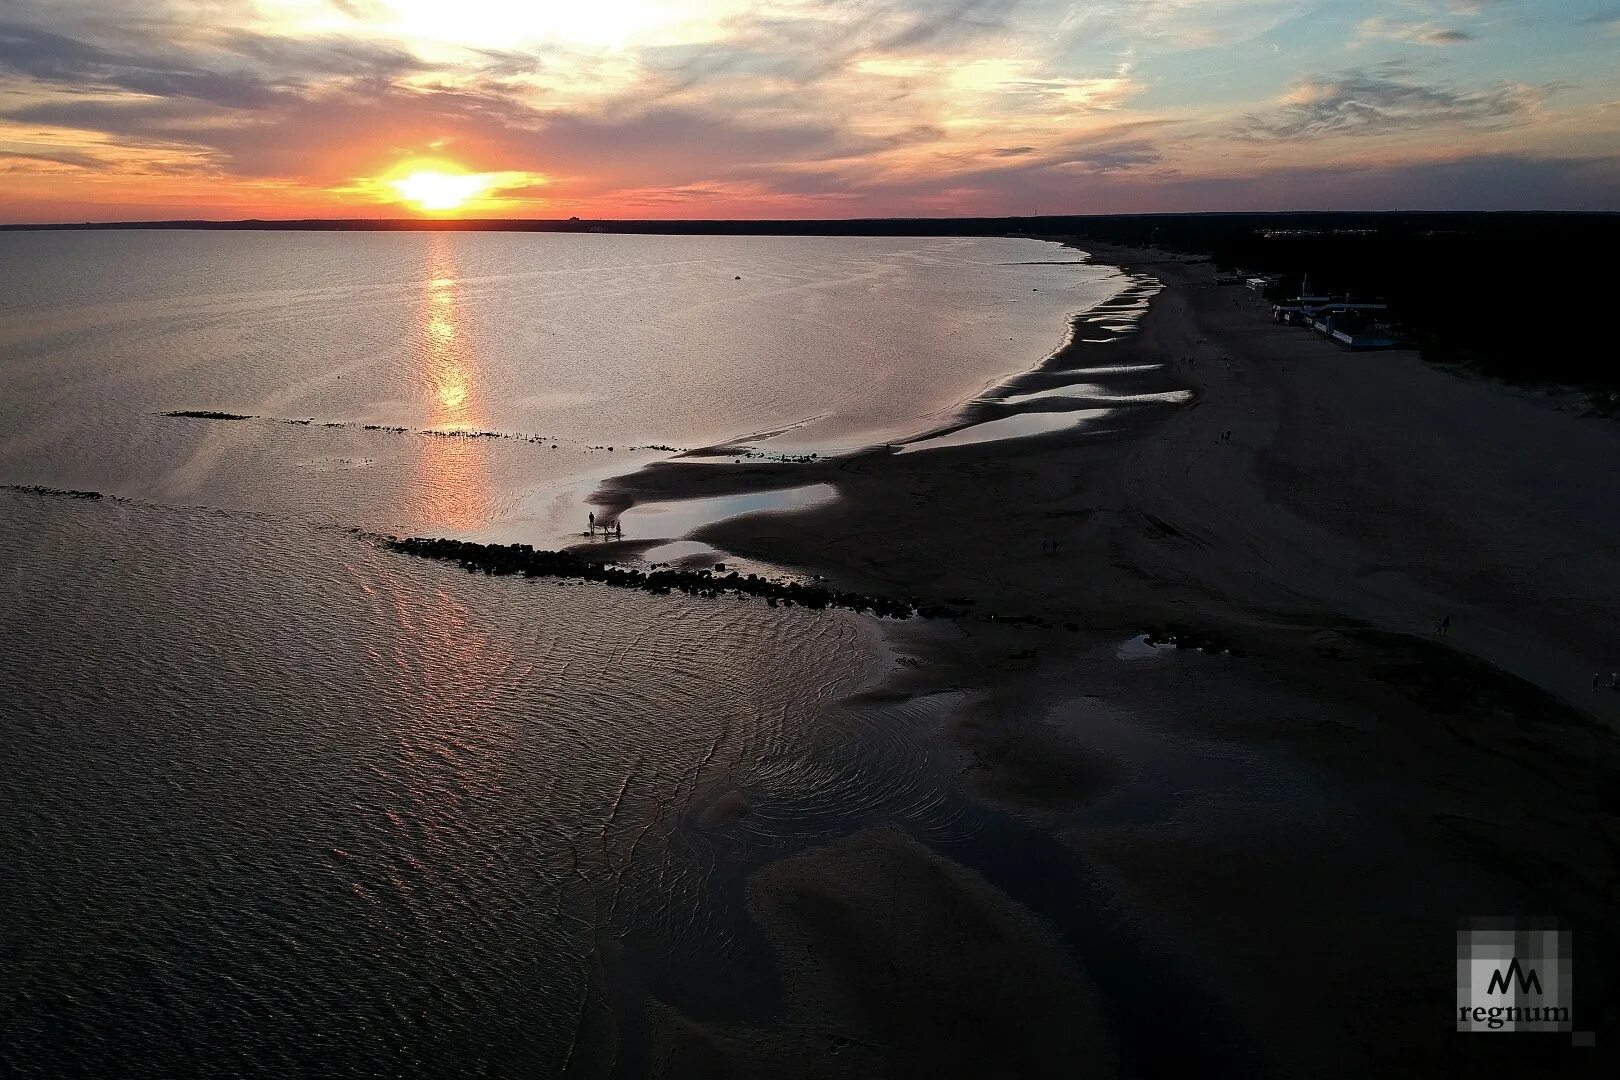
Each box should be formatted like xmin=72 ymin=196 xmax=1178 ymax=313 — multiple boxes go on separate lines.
xmin=390 ymin=170 xmax=495 ymax=213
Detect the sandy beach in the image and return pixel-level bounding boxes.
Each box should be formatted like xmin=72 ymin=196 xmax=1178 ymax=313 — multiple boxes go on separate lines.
xmin=597 ymin=244 xmax=1620 ymax=1075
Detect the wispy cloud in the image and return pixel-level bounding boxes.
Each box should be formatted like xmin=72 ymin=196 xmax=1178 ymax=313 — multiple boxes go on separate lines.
xmin=1239 ymin=63 xmax=1549 ymax=140
xmin=1576 ymin=12 xmax=1620 ymax=36
xmin=0 ymin=147 xmax=107 ymax=169
xmin=1355 ymin=18 xmax=1475 ymax=47
xmin=0 ymin=0 xmax=1614 ymax=218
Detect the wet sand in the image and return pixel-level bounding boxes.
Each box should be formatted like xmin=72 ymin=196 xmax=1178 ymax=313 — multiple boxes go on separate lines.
xmin=602 ymin=245 xmax=1620 ymax=1074
xmin=646 ymin=826 xmax=1116 ymax=1078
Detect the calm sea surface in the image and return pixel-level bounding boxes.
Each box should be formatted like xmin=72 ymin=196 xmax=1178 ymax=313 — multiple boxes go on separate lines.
xmin=0 ymin=231 xmax=1117 ymax=541
xmin=0 ymin=232 xmax=1118 ymax=1075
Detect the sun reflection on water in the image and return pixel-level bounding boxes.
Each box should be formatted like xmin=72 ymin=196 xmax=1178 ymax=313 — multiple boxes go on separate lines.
xmin=417 ymin=238 xmax=493 ymax=531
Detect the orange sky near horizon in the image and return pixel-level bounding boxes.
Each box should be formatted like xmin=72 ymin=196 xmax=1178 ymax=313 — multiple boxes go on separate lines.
xmin=2 ymin=0 xmax=1618 ymax=223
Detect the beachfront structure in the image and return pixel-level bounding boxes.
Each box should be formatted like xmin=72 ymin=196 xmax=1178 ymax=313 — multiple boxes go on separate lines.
xmin=1273 ymin=297 xmax=1386 ymax=318
xmin=1305 ymin=312 xmax=1389 ymax=348
xmin=1271 ymin=294 xmax=1332 ymax=325
xmin=1272 ymin=295 xmax=1396 ymax=349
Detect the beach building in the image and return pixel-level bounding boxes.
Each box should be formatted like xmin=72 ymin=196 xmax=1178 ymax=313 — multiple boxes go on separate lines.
xmin=1271 ymin=294 xmax=1332 ymax=324
xmin=1303 ymin=304 xmax=1396 ymax=349
xmin=1273 ymin=295 xmax=1385 ymax=317
xmin=1270 ymin=289 xmax=1395 ymax=347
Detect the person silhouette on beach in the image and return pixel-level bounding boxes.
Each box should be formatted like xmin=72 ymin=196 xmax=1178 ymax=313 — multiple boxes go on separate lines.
xmin=588 ymin=511 xmax=595 ymax=533
xmin=1435 ymin=614 xmax=1451 ymax=637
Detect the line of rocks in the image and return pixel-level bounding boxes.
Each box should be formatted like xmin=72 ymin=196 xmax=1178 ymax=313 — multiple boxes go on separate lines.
xmin=159 ymin=411 xmax=691 ymax=453
xmin=383 ymin=536 xmax=964 ymax=621
xmin=1 ymin=484 xmax=105 ymax=499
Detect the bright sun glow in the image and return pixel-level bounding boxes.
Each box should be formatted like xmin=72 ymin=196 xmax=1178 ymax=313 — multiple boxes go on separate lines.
xmin=390 ymin=170 xmax=495 ymax=212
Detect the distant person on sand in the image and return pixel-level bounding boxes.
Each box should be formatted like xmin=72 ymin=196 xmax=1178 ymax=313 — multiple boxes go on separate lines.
xmin=588 ymin=511 xmax=595 ymax=533
xmin=1435 ymin=614 xmax=1451 ymax=637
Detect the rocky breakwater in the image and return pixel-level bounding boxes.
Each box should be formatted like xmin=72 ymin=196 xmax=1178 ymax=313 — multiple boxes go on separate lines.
xmin=381 ymin=536 xmax=953 ymax=620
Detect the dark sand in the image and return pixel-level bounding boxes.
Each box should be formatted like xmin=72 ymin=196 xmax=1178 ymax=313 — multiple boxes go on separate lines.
xmin=645 ymin=826 xmax=1116 ymax=1078
xmin=601 ymin=246 xmax=1620 ymax=1076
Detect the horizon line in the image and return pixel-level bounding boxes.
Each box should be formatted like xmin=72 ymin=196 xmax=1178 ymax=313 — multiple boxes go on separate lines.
xmin=4 ymin=209 xmax=1617 ymax=233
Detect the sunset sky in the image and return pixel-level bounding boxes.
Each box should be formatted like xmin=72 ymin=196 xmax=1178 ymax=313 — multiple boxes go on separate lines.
xmin=2 ymin=0 xmax=1617 ymax=221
